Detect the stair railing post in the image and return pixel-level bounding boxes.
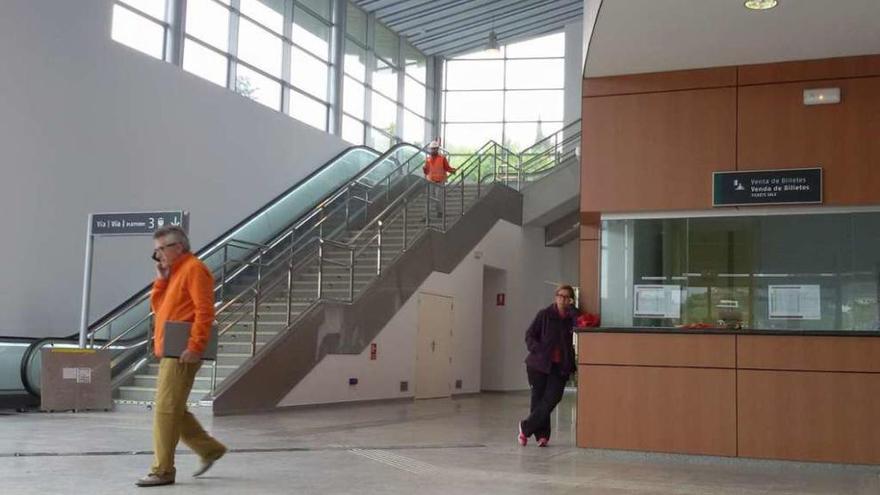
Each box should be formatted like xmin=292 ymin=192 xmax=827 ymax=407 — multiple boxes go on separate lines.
xmin=285 ymin=258 xmax=294 ymax=327
xmin=345 ymin=186 xmax=351 ymax=231
xmin=402 ymin=198 xmax=408 ymax=251
xmin=386 ymin=175 xmax=392 ymax=208
xmin=317 ymin=239 xmax=324 ymax=300
xmin=460 ymin=173 xmax=465 ymax=216
xmin=476 ymin=155 xmax=482 ymax=198
xmin=348 ymin=248 xmax=355 ymax=302
xmin=286 ymin=231 xmax=295 ymax=327
xmin=251 ymin=252 xmax=262 ymax=357
xmin=211 ymin=356 xmax=218 ymax=395
xmin=493 ymin=146 xmax=498 ymax=186
xmin=220 ymin=244 xmax=228 ymax=303
xmin=442 ymin=184 xmax=447 ymax=231
xmin=517 ymin=153 xmax=522 ymax=191
xmin=425 ymin=182 xmax=430 ymax=228
xmin=554 ymin=132 xmax=560 ymax=170
xmin=376 ymin=220 xmax=383 ymax=275
xmin=363 ymin=190 xmax=370 ymax=224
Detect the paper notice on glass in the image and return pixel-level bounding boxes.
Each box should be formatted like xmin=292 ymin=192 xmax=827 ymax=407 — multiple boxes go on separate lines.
xmin=62 ymin=368 xmax=77 ymax=380
xmin=76 ymin=367 xmax=92 ymax=384
xmin=634 ymin=285 xmax=681 ymax=319
xmin=769 ymin=285 xmax=821 ymax=320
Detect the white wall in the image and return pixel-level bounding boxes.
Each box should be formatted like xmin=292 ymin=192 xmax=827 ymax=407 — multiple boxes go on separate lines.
xmin=0 ymin=0 xmax=350 ymax=337
xmin=279 ymin=221 xmax=571 ymax=407
xmin=480 ymin=266 xmax=507 ymax=390
xmin=564 ymin=20 xmax=585 ymax=125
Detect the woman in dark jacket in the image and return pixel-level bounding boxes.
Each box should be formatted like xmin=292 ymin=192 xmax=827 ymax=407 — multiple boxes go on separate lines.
xmin=518 ymin=284 xmax=578 ymax=447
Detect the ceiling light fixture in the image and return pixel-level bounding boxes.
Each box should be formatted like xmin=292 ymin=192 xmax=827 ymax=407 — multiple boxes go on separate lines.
xmin=744 ymin=0 xmax=778 ymax=10
xmin=487 ymin=30 xmax=500 ymax=54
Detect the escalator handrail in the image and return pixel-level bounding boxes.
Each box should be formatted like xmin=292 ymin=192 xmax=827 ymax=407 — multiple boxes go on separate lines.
xmin=84 ymin=143 xmax=414 ymax=346
xmin=86 ymin=142 xmax=419 ymax=341
xmin=83 ymin=145 xmax=381 ymax=335
xmin=19 ymin=145 xmax=392 ymax=396
xmin=19 ymin=132 xmax=575 ymax=398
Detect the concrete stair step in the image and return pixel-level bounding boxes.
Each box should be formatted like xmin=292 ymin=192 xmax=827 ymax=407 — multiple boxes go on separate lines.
xmin=117 ymin=385 xmax=209 ymax=404
xmin=146 ymin=363 xmax=239 ymax=379
xmin=221 ymin=330 xmax=282 ymax=344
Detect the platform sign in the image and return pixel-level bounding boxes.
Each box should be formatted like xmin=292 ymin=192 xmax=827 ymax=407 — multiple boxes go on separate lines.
xmin=91 ymin=211 xmax=186 ymax=236
xmin=78 ymin=211 xmax=188 ymax=348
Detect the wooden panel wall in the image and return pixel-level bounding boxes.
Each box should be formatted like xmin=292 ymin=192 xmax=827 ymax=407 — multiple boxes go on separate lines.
xmin=580 ymin=333 xmax=735 ymax=368
xmin=738 ymin=370 xmax=880 ymax=464
xmin=578 ymin=365 xmax=737 ymax=456
xmin=738 ymin=335 xmax=880 ymax=372
xmin=577 ymin=332 xmax=880 ymax=464
xmin=738 ymin=54 xmax=880 ymax=85
xmin=583 ymin=66 xmax=736 ymax=97
xmin=579 ymin=53 xmax=880 ymax=216
xmin=738 ymin=76 xmax=880 ymax=205
xmin=577 ymin=54 xmax=880 ymax=465
xmin=581 ymin=87 xmax=736 ymax=213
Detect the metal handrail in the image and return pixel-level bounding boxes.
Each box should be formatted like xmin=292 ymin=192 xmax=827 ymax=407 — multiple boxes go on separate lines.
xmin=518 ymin=119 xmax=581 ymax=156
xmin=85 ymin=144 xmax=413 ymax=339
xmin=520 ymin=132 xmax=580 ymax=172
xmin=32 ymin=127 xmax=581 ymax=399
xmin=203 ymin=134 xmax=577 ymax=395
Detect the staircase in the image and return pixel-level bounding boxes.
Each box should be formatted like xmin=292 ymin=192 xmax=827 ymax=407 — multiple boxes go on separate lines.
xmin=44 ymin=121 xmax=581 ymax=409
xmin=116 ymin=184 xmax=481 ymax=404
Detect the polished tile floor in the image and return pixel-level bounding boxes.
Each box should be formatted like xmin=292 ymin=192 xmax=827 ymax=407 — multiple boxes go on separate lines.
xmin=1 ymin=392 xmax=878 ymax=494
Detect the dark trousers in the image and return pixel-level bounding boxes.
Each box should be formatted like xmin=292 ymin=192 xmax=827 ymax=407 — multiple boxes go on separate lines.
xmin=521 ymin=364 xmax=568 ymax=440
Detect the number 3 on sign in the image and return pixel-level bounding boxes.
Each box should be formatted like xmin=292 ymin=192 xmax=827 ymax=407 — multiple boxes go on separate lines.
xmin=148 ymin=217 xmax=155 ymax=229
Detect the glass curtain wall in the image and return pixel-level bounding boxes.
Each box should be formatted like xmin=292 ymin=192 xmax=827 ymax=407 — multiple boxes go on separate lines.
xmin=111 ymin=0 xmax=173 ymax=60
xmin=110 ymin=0 xmax=430 ymax=144
xmin=442 ymin=32 xmax=565 ymax=168
xmin=342 ymin=1 xmax=429 ymax=150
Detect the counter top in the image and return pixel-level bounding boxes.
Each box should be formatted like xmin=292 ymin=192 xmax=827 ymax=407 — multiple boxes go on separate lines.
xmin=575 ymin=327 xmax=880 ymax=337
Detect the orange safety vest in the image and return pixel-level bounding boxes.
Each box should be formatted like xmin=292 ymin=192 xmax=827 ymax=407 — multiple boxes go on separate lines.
xmin=423 ymin=154 xmax=454 ymax=183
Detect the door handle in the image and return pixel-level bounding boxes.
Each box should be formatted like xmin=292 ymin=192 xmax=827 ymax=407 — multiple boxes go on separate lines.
xmin=431 ymin=340 xmax=436 ymax=352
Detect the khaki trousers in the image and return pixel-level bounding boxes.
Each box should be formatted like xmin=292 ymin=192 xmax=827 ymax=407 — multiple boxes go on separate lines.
xmin=151 ymin=358 xmax=226 ymax=476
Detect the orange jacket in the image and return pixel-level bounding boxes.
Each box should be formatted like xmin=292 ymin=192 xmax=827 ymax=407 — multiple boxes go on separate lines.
xmin=423 ymin=154 xmax=454 ymax=183
xmin=150 ymin=252 xmax=215 ymax=357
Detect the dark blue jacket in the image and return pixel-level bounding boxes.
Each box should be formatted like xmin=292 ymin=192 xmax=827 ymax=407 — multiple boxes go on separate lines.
xmin=524 ymin=304 xmax=577 ymax=376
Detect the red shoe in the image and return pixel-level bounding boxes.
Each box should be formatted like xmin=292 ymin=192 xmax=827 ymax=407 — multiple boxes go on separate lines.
xmin=517 ymin=422 xmax=527 ymax=446
xmin=537 ymin=437 xmax=549 ymax=447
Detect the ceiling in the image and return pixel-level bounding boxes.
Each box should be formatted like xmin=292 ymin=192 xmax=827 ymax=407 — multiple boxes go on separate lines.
xmin=584 ymin=0 xmax=880 ymax=77
xmin=353 ymin=0 xmax=583 ymax=57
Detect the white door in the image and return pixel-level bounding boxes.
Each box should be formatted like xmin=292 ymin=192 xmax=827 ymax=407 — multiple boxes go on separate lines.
xmin=415 ymin=292 xmax=453 ymax=399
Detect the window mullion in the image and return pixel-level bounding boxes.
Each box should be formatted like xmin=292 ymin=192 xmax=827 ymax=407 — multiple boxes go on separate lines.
xmin=364 ymin=11 xmax=375 ymax=146
xmin=396 ymin=35 xmax=404 ymax=144
xmin=227 ymin=0 xmax=241 ymax=92
xmin=328 ymin=0 xmax=346 ymax=136
xmin=165 ymin=0 xmax=186 ymax=66
xmin=281 ymin=0 xmax=294 ymax=114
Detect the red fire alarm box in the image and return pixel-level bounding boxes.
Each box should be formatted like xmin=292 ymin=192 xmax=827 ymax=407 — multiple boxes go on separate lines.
xmin=496 ymin=293 xmax=505 ymax=306
xmin=370 ymin=343 xmax=377 ymax=360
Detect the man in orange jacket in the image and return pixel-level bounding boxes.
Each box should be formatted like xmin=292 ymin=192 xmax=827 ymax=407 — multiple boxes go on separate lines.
xmin=422 ymin=140 xmax=455 ymax=217
xmin=136 ymin=226 xmax=226 ymax=487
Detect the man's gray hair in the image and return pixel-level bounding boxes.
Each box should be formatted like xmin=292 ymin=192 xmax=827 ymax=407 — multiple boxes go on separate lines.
xmin=153 ymin=225 xmax=190 ymax=252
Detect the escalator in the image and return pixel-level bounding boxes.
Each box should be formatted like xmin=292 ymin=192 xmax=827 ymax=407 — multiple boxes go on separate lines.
xmin=6 ymin=121 xmax=582 ymax=411
xmin=7 ymin=142 xmax=428 ymax=407
xmin=0 ymin=337 xmax=39 ymax=409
